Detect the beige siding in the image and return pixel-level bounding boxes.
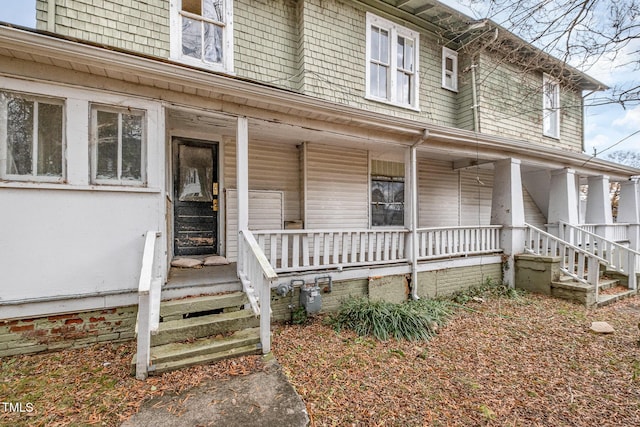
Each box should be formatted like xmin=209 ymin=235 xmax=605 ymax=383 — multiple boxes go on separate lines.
xmin=460 ymin=168 xmax=494 ymax=226
xmin=523 ymin=187 xmax=547 ymax=227
xmin=305 ymin=144 xmax=368 ymax=229
xmin=418 ymin=159 xmax=459 ymax=227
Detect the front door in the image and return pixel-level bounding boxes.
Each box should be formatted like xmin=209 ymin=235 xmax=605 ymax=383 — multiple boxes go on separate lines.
xmin=173 ymin=138 xmax=219 ymax=256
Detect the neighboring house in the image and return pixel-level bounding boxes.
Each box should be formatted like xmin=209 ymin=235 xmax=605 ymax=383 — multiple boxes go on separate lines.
xmin=1 ymin=0 xmax=639 ymax=376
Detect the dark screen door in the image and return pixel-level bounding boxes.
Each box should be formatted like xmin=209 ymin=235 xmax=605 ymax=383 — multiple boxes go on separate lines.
xmin=173 ymin=139 xmax=218 ymax=256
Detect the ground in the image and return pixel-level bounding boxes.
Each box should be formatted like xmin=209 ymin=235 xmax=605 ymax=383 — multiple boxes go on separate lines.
xmin=1 ymin=293 xmax=640 ymax=426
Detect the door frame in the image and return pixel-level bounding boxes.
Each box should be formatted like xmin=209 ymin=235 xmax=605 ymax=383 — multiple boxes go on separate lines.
xmin=170 ymin=136 xmax=221 ymax=257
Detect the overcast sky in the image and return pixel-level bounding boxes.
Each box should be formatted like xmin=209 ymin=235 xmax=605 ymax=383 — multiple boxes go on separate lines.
xmin=0 ymin=0 xmax=637 ymax=160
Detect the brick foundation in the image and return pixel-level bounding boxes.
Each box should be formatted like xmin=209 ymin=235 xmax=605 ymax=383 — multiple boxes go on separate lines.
xmin=0 ymin=306 xmax=137 ymax=358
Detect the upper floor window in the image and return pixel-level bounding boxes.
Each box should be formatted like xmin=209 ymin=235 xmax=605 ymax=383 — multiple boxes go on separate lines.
xmin=90 ymin=105 xmax=146 ymax=186
xmin=441 ymin=47 xmax=458 ymax=92
xmin=170 ymin=0 xmax=234 ymax=73
xmin=365 ymin=13 xmax=420 ymax=110
xmin=543 ymin=74 xmax=560 ymax=138
xmin=0 ymin=91 xmax=65 ymax=182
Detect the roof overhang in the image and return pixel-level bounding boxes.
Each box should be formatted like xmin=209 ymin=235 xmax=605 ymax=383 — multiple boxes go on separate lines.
xmin=0 ymin=24 xmax=635 ymax=179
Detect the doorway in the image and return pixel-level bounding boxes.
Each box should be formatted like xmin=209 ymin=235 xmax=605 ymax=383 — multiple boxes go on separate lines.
xmin=173 ymin=138 xmax=219 ymax=256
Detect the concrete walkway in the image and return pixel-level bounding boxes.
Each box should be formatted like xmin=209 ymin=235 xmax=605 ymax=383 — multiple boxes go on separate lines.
xmin=121 ymin=356 xmax=309 ymax=427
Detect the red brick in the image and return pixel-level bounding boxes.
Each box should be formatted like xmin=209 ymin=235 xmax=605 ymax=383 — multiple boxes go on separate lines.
xmin=89 ymin=317 xmax=106 ymax=323
xmin=64 ymin=318 xmax=83 ymax=325
xmin=10 ymin=324 xmax=34 ymax=332
xmin=48 ymin=313 xmax=77 ymax=322
xmin=101 ymin=309 xmax=117 ymax=314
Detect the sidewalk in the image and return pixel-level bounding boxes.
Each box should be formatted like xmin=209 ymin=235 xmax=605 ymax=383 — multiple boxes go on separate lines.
xmin=122 ymin=356 xmax=309 ymax=427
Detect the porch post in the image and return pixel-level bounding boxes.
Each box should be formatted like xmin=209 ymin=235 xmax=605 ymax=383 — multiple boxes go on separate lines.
xmin=490 ymin=158 xmax=525 ymax=288
xmin=586 ymin=175 xmax=613 ymax=240
xmin=618 ymin=179 xmax=640 ymax=251
xmin=547 ymin=168 xmax=579 ymax=238
xmin=236 ymin=117 xmax=249 ymax=233
xmin=406 ymin=145 xmax=419 ymax=299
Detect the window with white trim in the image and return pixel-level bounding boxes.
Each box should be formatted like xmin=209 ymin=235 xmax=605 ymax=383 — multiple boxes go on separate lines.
xmin=170 ymin=0 xmax=233 ymax=72
xmin=0 ymin=91 xmax=65 ymax=182
xmin=442 ymin=47 xmax=458 ymax=92
xmin=366 ymin=13 xmax=420 ymax=110
xmin=90 ymin=105 xmax=146 ymax=186
xmin=543 ymin=74 xmax=560 ymax=138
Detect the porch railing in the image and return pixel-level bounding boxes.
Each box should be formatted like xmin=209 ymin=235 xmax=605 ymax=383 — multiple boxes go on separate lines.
xmin=416 ymin=225 xmax=502 ymax=260
xmin=560 ymin=221 xmax=638 ymax=290
xmin=525 ymin=223 xmax=603 ymax=295
xmin=238 ymin=229 xmax=277 ymax=353
xmin=135 ymin=231 xmax=162 ymax=381
xmin=579 ymin=223 xmax=630 ymax=243
xmin=254 ymin=228 xmax=409 ymax=273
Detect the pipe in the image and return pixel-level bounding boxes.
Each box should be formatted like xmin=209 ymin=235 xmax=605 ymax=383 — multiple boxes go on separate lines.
xmin=410 ymin=130 xmax=429 ymax=300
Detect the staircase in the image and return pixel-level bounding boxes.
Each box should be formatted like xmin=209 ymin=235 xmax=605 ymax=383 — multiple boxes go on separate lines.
xmin=551 ymin=272 xmax=636 ymax=308
xmin=132 ymin=291 xmax=261 ymax=375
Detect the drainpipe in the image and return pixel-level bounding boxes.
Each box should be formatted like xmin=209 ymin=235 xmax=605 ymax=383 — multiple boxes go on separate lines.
xmin=410 ymin=130 xmax=429 ymax=300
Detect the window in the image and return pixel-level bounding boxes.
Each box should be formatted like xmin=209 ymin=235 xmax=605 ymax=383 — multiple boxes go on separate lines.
xmin=366 ymin=13 xmax=419 ymax=110
xmin=90 ymin=106 xmax=146 ymax=185
xmin=371 ymin=176 xmax=404 ymax=226
xmin=442 ymin=47 xmax=458 ymax=92
xmin=0 ymin=91 xmax=64 ymax=182
xmin=543 ymin=74 xmax=560 ymax=138
xmin=170 ymin=0 xmax=234 ymax=72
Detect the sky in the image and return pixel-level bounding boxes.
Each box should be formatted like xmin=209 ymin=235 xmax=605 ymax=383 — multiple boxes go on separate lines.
xmin=0 ymin=0 xmax=637 ymax=161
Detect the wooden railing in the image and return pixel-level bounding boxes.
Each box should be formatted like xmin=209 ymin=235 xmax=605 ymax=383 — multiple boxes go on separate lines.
xmin=135 ymin=231 xmax=162 ymax=381
xmin=416 ymin=225 xmax=502 ymax=260
xmin=525 ymin=224 xmax=604 ymax=294
xmin=579 ymin=223 xmax=630 ymax=242
xmin=561 ymin=222 xmax=638 ymax=290
xmin=253 ymin=229 xmax=409 ymax=273
xmin=238 ymin=229 xmax=277 ymax=353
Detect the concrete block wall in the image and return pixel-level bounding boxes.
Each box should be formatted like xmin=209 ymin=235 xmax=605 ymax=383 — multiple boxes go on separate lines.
xmin=36 ymin=0 xmax=170 ymax=57
xmin=0 ymin=306 xmax=137 ymax=358
xmin=477 ymin=52 xmax=583 ymax=152
xmin=416 ymin=263 xmax=503 ymax=298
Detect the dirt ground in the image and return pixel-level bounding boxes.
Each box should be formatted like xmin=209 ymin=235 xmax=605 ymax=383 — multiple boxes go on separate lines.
xmin=1 ymin=292 xmax=640 ymax=426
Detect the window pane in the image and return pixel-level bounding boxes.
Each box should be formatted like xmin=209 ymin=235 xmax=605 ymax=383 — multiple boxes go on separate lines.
xmin=203 ymin=0 xmax=223 ymax=21
xmin=182 ymin=0 xmax=201 ymax=15
xmin=397 ymin=37 xmax=405 ymax=68
xmin=404 ymin=39 xmax=414 ymax=71
xmin=96 ymin=111 xmax=118 ymax=180
xmin=445 ymin=57 xmax=453 ymax=72
xmin=397 ymin=71 xmax=410 ymax=105
xmin=377 ymin=64 xmax=388 ymax=98
xmin=6 ymin=96 xmax=33 ymax=175
xmin=204 ymin=23 xmax=223 ymax=63
xmin=121 ymin=114 xmax=142 ymax=181
xmin=371 ymin=27 xmax=380 ymax=61
xmin=37 ymin=103 xmax=63 ymax=177
xmin=182 ymin=17 xmax=202 ymax=59
xmin=379 ymin=29 xmax=389 ymax=64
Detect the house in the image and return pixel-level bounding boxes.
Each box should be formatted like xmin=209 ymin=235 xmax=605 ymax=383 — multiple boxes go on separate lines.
xmin=1 ymin=0 xmax=639 ymax=378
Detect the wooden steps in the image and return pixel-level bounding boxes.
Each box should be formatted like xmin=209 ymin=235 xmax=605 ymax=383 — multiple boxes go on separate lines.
xmin=551 ymin=273 xmax=636 ymax=308
xmin=133 ymin=291 xmax=262 ymax=375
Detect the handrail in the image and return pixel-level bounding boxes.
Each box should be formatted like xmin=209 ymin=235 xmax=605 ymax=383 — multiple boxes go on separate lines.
xmin=238 ymin=229 xmax=277 ymax=353
xmin=416 ymin=225 xmax=502 ymax=260
xmin=525 ymin=223 xmax=603 ymax=293
xmin=135 ymin=231 xmax=161 ymax=381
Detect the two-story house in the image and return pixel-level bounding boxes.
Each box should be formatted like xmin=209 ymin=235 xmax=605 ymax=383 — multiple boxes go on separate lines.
xmin=1 ymin=0 xmax=639 ymax=377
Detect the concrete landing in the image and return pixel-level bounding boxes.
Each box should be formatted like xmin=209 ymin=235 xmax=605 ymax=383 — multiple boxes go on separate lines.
xmin=121 ymin=356 xmax=309 ymax=427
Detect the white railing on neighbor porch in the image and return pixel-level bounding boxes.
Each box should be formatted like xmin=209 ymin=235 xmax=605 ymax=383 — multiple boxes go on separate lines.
xmin=560 ymin=221 xmax=638 ymax=290
xmin=254 ymin=229 xmax=409 ymax=273
xmin=135 ymin=231 xmax=162 ymax=381
xmin=237 ymin=230 xmax=277 ymax=353
xmin=579 ymin=223 xmax=630 ymax=242
xmin=416 ymin=225 xmax=502 ymax=260
xmin=525 ymin=223 xmax=604 ymax=294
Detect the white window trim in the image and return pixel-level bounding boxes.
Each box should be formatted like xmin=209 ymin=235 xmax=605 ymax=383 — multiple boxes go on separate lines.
xmin=0 ymin=91 xmax=66 ymax=183
xmin=169 ymin=0 xmax=234 ymax=74
xmin=441 ymin=47 xmax=458 ymax=92
xmin=543 ymin=74 xmax=560 ymax=139
xmin=90 ymin=104 xmax=147 ymax=187
xmin=365 ymin=12 xmax=420 ymax=111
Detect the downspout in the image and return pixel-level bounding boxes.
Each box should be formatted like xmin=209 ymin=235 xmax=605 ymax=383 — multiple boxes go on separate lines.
xmin=410 ymin=129 xmax=429 ymax=300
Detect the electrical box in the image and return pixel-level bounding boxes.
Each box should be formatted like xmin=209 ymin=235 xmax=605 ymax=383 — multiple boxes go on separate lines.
xmin=300 ymin=282 xmax=322 ymax=314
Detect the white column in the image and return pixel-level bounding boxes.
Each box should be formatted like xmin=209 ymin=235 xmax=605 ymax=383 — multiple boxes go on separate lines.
xmin=586 ymin=175 xmax=613 ymax=240
xmin=236 ymin=117 xmax=249 ymax=232
xmin=405 ymin=146 xmax=419 ymax=299
xmin=548 ymin=168 xmax=579 ymax=237
xmin=490 ymin=158 xmax=526 ymax=287
xmin=619 ymin=179 xmax=640 ymax=251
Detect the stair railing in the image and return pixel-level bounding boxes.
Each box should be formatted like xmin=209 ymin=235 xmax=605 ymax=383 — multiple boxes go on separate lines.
xmin=238 ymin=229 xmax=277 ymax=354
xmin=559 ymin=221 xmax=638 ymax=290
xmin=135 ymin=231 xmax=162 ymax=380
xmin=525 ymin=224 xmax=605 ymax=298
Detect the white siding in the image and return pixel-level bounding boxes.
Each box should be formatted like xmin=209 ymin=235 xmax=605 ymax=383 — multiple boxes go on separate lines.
xmin=523 ymin=186 xmax=547 ymax=228
xmin=305 ymin=144 xmax=369 ymax=229
xmin=418 ymin=159 xmax=459 ymax=227
xmin=460 ymin=168 xmax=494 ymax=226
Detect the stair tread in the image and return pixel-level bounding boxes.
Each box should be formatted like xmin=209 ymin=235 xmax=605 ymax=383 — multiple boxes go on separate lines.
xmin=150 ymin=327 xmax=260 ymax=363
xmin=150 ymin=343 xmax=262 ymax=375
xmin=160 ymin=292 xmax=247 ymax=317
xmin=158 ymin=309 xmax=255 ymax=332
xmin=597 ymin=290 xmax=636 ymax=307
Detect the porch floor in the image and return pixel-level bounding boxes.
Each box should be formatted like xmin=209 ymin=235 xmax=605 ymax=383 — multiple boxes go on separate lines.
xmin=165 ymin=263 xmax=239 ymax=289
